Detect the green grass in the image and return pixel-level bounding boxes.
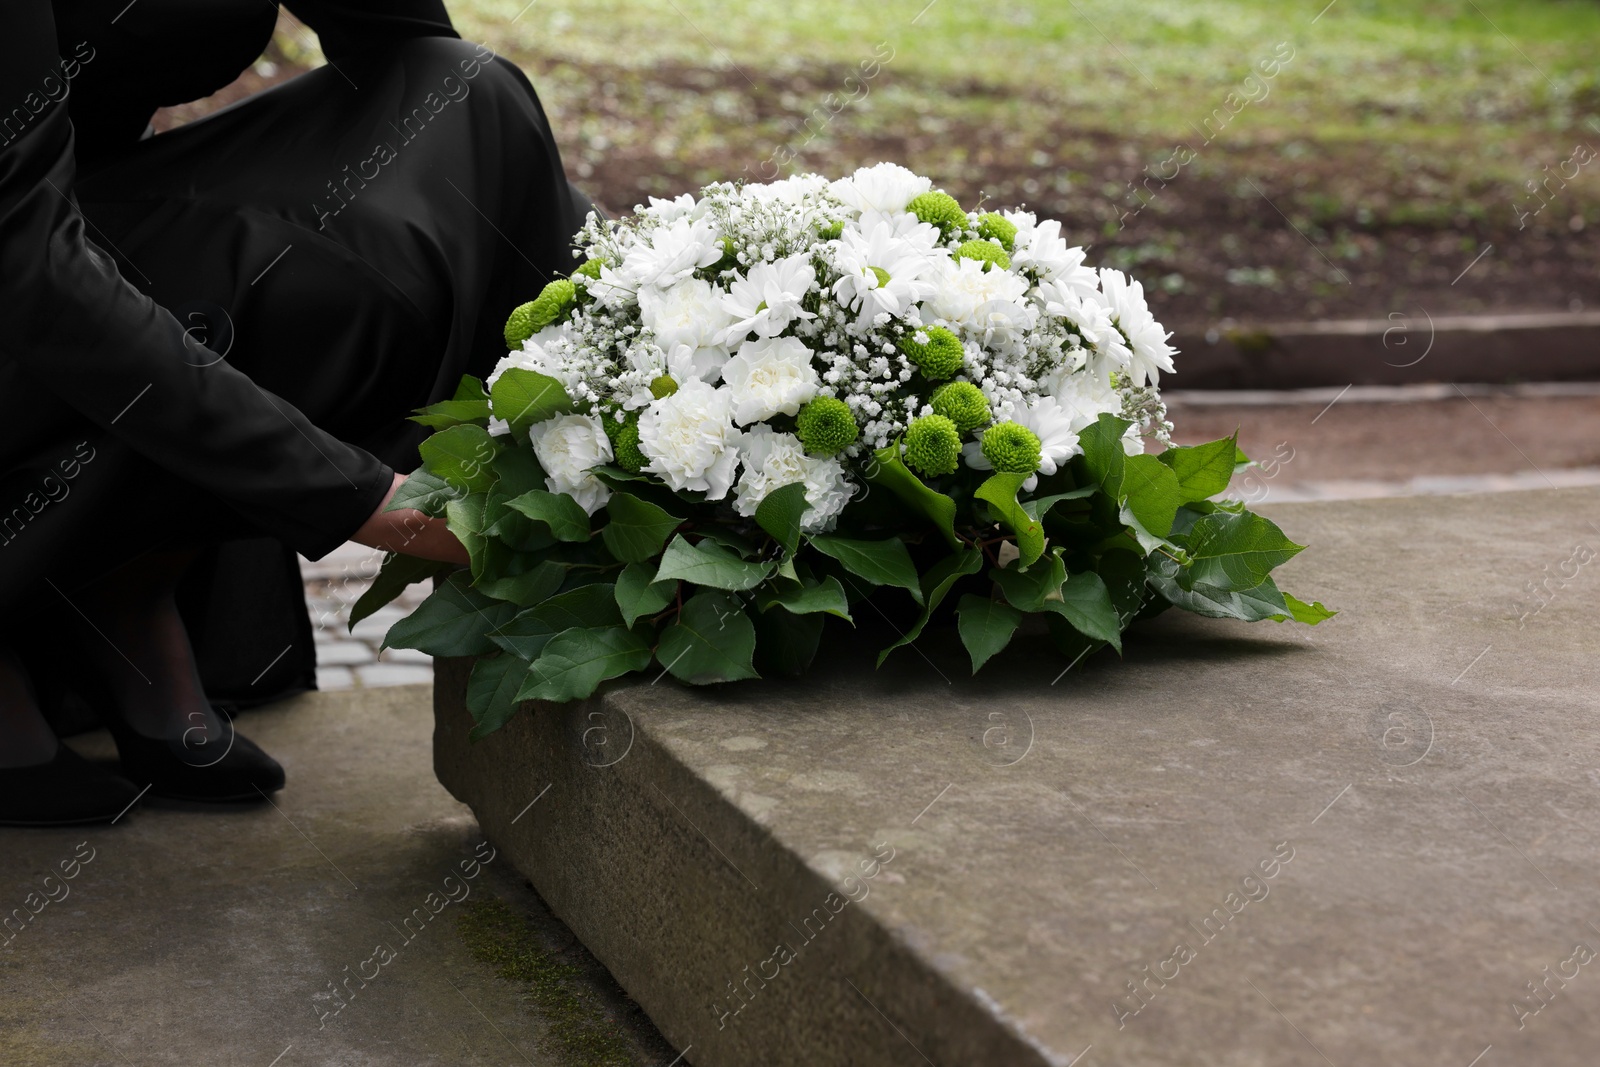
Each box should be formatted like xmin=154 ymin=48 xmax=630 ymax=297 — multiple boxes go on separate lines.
xmin=456 ymin=0 xmax=1600 ymax=143
xmin=404 ymin=0 xmax=1600 ymax=321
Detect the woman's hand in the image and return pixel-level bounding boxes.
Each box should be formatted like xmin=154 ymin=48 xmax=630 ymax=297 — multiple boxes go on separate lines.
xmin=350 ymin=472 xmax=470 ymax=564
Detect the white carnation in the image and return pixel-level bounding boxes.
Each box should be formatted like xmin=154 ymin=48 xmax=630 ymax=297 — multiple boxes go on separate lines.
xmin=639 ymin=277 xmax=733 ymax=353
xmin=636 ymin=379 xmax=743 ymax=500
xmin=829 ymin=163 xmax=932 ymax=229
xmin=721 ymin=336 xmax=820 ymax=426
xmin=927 ymin=257 xmax=1034 ymax=335
xmin=733 ymin=426 xmax=854 ymax=533
xmin=528 ymin=414 xmax=614 ymax=515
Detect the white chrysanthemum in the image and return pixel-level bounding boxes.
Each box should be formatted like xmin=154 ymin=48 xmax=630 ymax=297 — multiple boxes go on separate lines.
xmin=642 ymin=193 xmax=700 ymax=223
xmin=1013 ymin=395 xmax=1084 ymax=476
xmin=1122 ymin=423 xmax=1148 ymax=456
xmin=636 ymin=379 xmax=743 ymax=500
xmin=638 ymin=278 xmax=734 ymax=371
xmin=528 ymin=414 xmax=613 ymax=515
xmin=721 ymin=336 xmax=820 ymax=425
xmin=829 ymin=219 xmax=944 ymax=321
xmin=1036 ymin=279 xmax=1123 ymax=359
xmin=743 ymin=173 xmax=831 ymax=204
xmin=716 ymin=254 xmax=817 ymax=343
xmin=1098 ymin=268 xmax=1176 ymax=386
xmin=927 ymin=257 xmax=1033 ymax=333
xmin=1046 ymin=364 xmax=1125 ymax=426
xmin=586 ymin=263 xmax=637 ymax=310
xmin=829 ymin=163 xmax=932 ymax=229
xmin=733 ymin=426 xmax=854 ymax=533
xmin=624 ymin=215 xmax=722 ymax=290
xmin=1012 ymin=219 xmax=1097 ymax=295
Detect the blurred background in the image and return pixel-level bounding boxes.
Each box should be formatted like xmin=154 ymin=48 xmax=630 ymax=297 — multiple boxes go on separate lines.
xmin=152 ymin=0 xmax=1600 ymax=686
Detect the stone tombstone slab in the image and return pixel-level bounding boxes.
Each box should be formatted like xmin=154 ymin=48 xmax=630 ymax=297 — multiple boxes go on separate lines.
xmin=434 ymin=487 xmax=1600 ymax=1067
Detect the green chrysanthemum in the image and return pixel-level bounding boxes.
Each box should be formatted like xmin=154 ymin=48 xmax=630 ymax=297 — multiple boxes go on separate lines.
xmin=609 ymin=414 xmax=646 ymax=472
xmin=977 ymin=212 xmax=1018 ymax=251
xmin=574 ymin=258 xmax=604 ymax=279
xmin=795 ymin=396 xmax=859 ymax=457
xmin=503 ymin=279 xmax=578 ymax=348
xmin=981 ymin=421 xmax=1042 ymax=475
xmin=956 ymin=239 xmax=1011 ymax=272
xmin=897 ymin=326 xmax=965 ymax=381
xmin=908 ymin=191 xmax=966 ymax=233
xmin=903 ymin=415 xmax=962 ymax=477
xmin=818 ymin=220 xmax=845 ymax=241
xmin=930 ymin=381 xmax=992 ymax=434
xmin=649 ymin=375 xmax=679 ymax=399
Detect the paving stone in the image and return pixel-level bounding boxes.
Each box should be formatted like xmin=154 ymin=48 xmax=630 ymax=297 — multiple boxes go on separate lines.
xmin=381 ymin=647 xmax=434 ymax=666
xmin=1 ymin=687 xmax=675 ymax=1066
xmin=357 ymin=663 xmax=434 ymax=687
xmin=314 ymin=665 xmax=353 ymax=690
xmin=316 ymin=641 xmax=376 ymax=667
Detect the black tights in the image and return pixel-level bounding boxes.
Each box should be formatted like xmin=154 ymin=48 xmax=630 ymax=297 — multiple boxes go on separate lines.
xmin=0 ymin=550 xmax=220 ymax=767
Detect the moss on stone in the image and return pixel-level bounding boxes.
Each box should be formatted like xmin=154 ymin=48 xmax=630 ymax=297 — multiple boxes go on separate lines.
xmin=457 ymin=897 xmax=638 ymax=1067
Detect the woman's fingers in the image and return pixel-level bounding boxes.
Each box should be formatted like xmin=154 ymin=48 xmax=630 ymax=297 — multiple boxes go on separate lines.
xmin=350 ymin=473 xmax=470 ymax=564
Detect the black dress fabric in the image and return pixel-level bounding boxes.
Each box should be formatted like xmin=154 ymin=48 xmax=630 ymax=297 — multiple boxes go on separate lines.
xmin=0 ymin=1 xmax=591 ymax=708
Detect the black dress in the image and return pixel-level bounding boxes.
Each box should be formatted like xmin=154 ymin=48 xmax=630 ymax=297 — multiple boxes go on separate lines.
xmin=0 ymin=1 xmax=591 ymax=705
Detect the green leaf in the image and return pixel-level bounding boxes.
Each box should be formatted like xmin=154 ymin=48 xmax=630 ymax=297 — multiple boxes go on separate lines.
xmin=866 ymin=443 xmax=961 ymax=549
xmin=656 ymin=592 xmax=760 ymax=684
xmin=516 ymin=625 xmax=653 ymax=703
xmin=1149 ymin=571 xmax=1290 ymax=621
xmin=473 ymin=558 xmax=568 ymax=607
xmin=754 ymin=481 xmax=809 ymax=557
xmin=487 ymin=445 xmax=548 ymax=498
xmin=1187 ymin=510 xmax=1305 ymax=591
xmin=1096 ymin=549 xmax=1148 ymax=627
xmin=614 ymin=562 xmax=675 ymax=629
xmin=1022 ymin=485 xmax=1095 ymax=522
xmin=693 ymin=528 xmax=762 ymax=558
xmin=808 ymin=535 xmax=923 ymax=604
xmin=1234 ymin=444 xmax=1253 ymax=473
xmin=385 ymin=469 xmax=458 ymax=517
xmin=1122 ymin=454 xmax=1181 ymax=538
xmin=381 ymin=571 xmax=517 ymax=656
xmin=956 ymin=595 xmax=1023 ymax=673
xmin=489 ymin=583 xmax=621 ymax=660
xmin=1054 ymin=572 xmax=1123 ymax=652
xmin=757 ymin=575 xmax=852 ymax=619
xmin=1158 ymin=433 xmax=1239 ymax=503
xmin=411 ymin=399 xmax=492 ymax=430
xmin=506 ymin=489 xmax=590 ymax=542
xmin=465 ymin=654 xmax=534 ymax=740
xmin=990 ymin=556 xmax=1123 ymax=652
xmin=600 ymin=492 xmax=683 ymax=563
xmin=753 ymin=607 xmax=824 ymax=677
xmin=349 ymin=552 xmax=451 ymax=629
xmin=877 ymin=547 xmax=984 ymax=666
xmin=1077 ymin=413 xmax=1134 ymax=500
xmin=1276 ymin=593 xmax=1337 ymax=625
xmin=490 ymin=367 xmax=573 ymax=436
xmin=974 ymin=471 xmax=1046 ymax=568
xmin=655 ymin=535 xmax=774 ymax=592
xmin=419 ymin=424 xmax=498 ymax=494
xmin=989 ymin=554 xmax=1067 ymax=613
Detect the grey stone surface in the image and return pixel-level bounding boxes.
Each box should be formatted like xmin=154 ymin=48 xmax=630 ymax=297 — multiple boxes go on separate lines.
xmin=435 ymin=486 xmax=1600 ymax=1067
xmin=1 ymin=685 xmax=673 ymax=1066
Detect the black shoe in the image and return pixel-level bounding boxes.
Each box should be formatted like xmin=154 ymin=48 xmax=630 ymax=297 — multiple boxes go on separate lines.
xmin=103 ymin=708 xmax=285 ymax=802
xmin=0 ymin=744 xmax=144 ymax=827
